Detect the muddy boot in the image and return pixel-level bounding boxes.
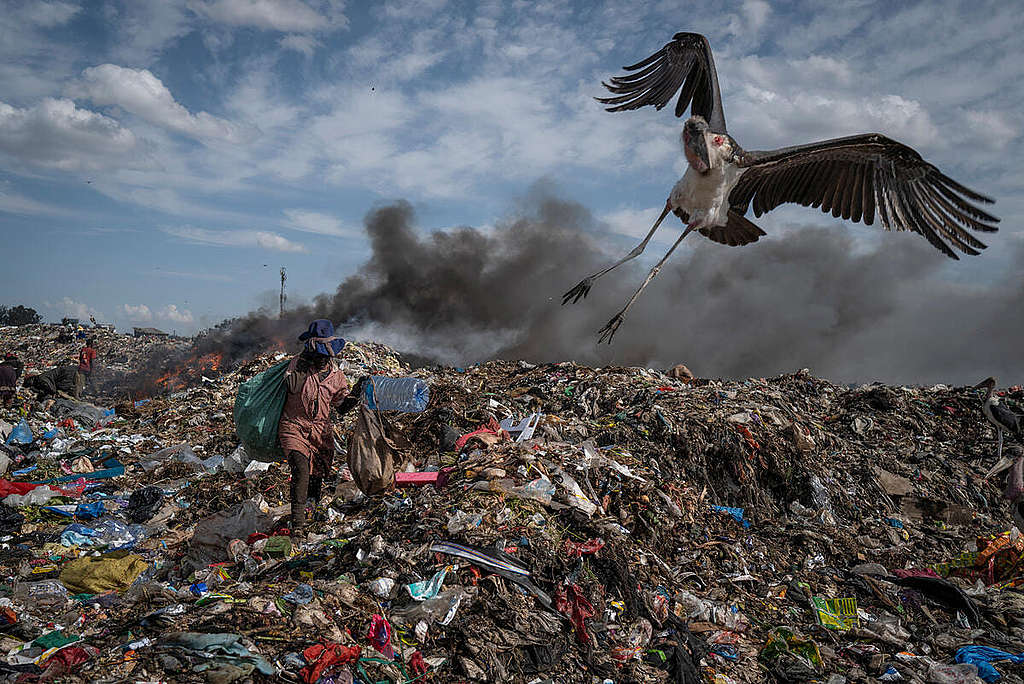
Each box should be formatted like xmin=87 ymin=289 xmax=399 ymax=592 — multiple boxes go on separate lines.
xmin=308 ymin=476 xmax=323 ymax=505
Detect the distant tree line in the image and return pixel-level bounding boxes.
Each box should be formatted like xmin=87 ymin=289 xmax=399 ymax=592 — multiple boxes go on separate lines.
xmin=0 ymin=305 xmax=42 ymax=326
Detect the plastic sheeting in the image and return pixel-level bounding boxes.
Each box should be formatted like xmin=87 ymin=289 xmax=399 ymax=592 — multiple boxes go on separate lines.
xmin=182 ymin=500 xmax=272 ymax=573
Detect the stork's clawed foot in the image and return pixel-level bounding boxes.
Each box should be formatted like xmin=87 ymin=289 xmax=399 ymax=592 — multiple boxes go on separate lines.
xmin=562 ymin=277 xmax=594 ymax=306
xmin=597 ymin=311 xmax=625 ymax=344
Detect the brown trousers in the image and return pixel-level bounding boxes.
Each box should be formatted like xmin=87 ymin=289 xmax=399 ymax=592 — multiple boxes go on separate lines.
xmin=287 ymin=448 xmax=333 ymax=529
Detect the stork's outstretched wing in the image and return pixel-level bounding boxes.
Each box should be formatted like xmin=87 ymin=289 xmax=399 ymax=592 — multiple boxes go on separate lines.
xmin=597 ymin=32 xmax=727 ymax=132
xmin=730 ymin=134 xmax=999 ymax=258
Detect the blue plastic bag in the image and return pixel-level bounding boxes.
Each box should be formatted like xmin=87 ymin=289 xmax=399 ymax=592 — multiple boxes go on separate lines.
xmin=711 ymin=505 xmax=751 ymax=528
xmin=74 ymin=501 xmax=106 ymax=519
xmin=4 ymin=419 xmax=32 ymax=446
xmin=956 ymin=646 xmax=1024 ymax=682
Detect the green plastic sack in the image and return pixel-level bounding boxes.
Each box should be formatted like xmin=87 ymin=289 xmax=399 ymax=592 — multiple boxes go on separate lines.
xmin=233 ymin=360 xmax=289 ymax=463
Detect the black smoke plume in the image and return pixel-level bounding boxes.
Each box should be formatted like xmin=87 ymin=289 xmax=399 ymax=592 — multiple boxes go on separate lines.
xmin=187 ymin=193 xmax=1024 ymax=386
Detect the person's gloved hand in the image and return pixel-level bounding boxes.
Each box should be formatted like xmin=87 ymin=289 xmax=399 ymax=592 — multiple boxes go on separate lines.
xmin=337 ymin=376 xmax=369 ymax=416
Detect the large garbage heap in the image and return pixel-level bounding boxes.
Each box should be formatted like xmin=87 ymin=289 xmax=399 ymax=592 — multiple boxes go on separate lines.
xmin=1 ymin=324 xmax=1023 ymax=683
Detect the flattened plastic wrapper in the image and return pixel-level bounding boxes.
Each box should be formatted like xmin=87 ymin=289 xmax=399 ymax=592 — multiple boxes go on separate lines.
xmin=811 ymin=596 xmax=859 ymax=630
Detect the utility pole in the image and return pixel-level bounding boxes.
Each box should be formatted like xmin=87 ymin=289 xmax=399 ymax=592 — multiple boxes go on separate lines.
xmin=279 ymin=267 xmax=287 ymax=319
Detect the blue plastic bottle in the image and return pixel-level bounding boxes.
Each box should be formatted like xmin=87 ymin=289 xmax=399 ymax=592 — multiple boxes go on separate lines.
xmin=362 ymin=377 xmax=430 ymax=412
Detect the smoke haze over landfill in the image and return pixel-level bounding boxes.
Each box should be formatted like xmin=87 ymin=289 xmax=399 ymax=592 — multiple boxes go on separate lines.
xmin=208 ymin=195 xmax=1024 ymax=387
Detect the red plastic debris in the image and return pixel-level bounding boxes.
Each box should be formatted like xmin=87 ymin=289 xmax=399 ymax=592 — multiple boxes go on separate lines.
xmin=564 ymin=538 xmax=605 ymax=558
xmin=300 ymin=643 xmax=361 ymax=683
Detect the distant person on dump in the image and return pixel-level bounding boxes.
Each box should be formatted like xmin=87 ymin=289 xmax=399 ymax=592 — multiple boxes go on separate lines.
xmin=77 ymin=337 xmax=98 ymax=398
xmin=0 ymin=354 xmax=23 ymax=408
xmin=278 ymin=319 xmax=354 ymax=536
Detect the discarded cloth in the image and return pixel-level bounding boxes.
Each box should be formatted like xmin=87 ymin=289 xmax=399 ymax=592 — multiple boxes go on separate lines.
xmin=160 ymin=632 xmax=276 ymax=676
xmin=0 ymin=504 xmax=23 ymax=534
xmin=367 ymin=614 xmax=394 ymax=659
xmin=556 ymin=583 xmax=595 ymax=644
xmin=59 ymin=553 xmax=148 ymax=594
xmin=455 ymin=418 xmax=506 ymax=451
xmin=283 ymin=583 xmax=314 ymax=605
xmin=51 ymin=399 xmax=114 ymax=427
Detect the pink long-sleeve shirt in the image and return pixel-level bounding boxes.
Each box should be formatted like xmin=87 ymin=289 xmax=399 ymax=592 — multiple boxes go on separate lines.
xmin=278 ymin=356 xmax=350 ymax=458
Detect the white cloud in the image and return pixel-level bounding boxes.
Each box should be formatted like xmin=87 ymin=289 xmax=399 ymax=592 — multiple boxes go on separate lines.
xmin=279 ymin=33 xmax=320 ymax=56
xmin=964 ymin=109 xmax=1019 ymax=148
xmin=725 ymin=0 xmax=771 ymax=39
xmin=730 ymin=87 xmax=940 ymax=152
xmin=164 ymin=225 xmax=309 ymax=252
xmin=59 ymin=297 xmax=102 ymax=321
xmin=160 ymin=304 xmax=194 ymax=323
xmin=119 ymin=302 xmax=194 ymax=325
xmin=0 ymin=182 xmax=67 ymax=215
xmin=188 ymin=0 xmax=344 ymax=32
xmin=107 ymin=2 xmax=195 ymax=64
xmin=600 ymin=205 xmax=680 ymax=248
xmin=18 ymin=1 xmax=80 ymax=27
xmin=282 ymin=208 xmax=354 ymax=236
xmin=120 ymin=303 xmax=153 ymax=321
xmin=71 ymin=65 xmax=244 ymax=142
xmin=0 ymin=98 xmax=137 ymax=170
xmin=347 ymin=35 xmax=445 ymax=81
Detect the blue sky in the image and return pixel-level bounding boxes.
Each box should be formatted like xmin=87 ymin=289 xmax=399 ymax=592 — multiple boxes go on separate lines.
xmin=0 ymin=0 xmax=1021 ymax=335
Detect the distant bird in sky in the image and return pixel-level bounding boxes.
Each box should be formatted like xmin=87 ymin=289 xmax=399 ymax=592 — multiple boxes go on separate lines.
xmin=975 ymin=377 xmax=1023 ymax=460
xmin=563 ymin=32 xmax=1000 ymax=343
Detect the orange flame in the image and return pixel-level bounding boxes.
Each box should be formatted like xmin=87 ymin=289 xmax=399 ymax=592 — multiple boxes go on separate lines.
xmin=153 ymin=351 xmax=225 ymax=392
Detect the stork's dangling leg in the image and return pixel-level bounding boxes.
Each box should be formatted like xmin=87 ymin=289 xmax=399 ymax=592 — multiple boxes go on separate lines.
xmin=597 ymin=222 xmax=697 ymax=343
xmin=563 ymin=204 xmax=673 ymax=305
xmin=998 ymin=428 xmax=1004 ymax=460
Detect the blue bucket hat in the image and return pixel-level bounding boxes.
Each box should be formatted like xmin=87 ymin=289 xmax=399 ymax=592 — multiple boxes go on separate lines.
xmin=298 ymin=319 xmax=346 ymax=356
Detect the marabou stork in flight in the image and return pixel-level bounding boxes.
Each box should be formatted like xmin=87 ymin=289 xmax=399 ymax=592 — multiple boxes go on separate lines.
xmin=975 ymin=377 xmax=1023 ymax=460
xmin=563 ymin=32 xmax=1000 ymax=343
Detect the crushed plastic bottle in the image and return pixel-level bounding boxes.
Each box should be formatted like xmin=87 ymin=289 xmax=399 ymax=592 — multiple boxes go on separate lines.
xmin=447 ymin=510 xmax=483 ymax=533
xmin=809 ymin=475 xmax=832 ymax=512
xmin=674 ymin=590 xmax=748 ymax=631
xmin=610 ymin=618 xmax=653 ymax=661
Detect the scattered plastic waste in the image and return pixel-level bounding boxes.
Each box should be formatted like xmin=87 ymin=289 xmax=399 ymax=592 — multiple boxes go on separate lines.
xmin=0 ymin=325 xmax=1022 ymax=681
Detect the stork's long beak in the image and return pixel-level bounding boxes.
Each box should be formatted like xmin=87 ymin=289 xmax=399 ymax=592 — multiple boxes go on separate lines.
xmin=974 ymin=377 xmax=995 ymax=389
xmin=684 ymin=129 xmax=710 ymax=173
